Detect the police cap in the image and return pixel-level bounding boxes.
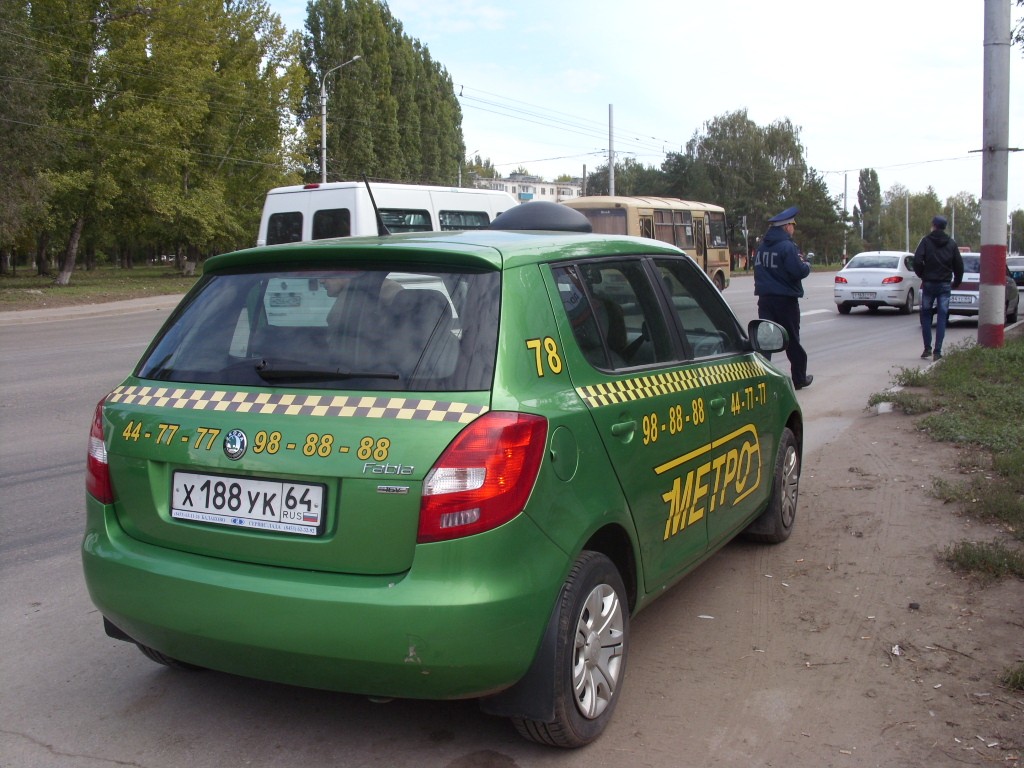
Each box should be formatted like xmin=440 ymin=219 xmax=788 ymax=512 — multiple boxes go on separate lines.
xmin=767 ymin=206 xmax=799 ymax=226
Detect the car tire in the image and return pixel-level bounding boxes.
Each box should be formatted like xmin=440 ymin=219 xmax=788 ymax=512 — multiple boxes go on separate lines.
xmin=900 ymin=290 xmax=914 ymax=315
xmin=511 ymin=551 xmax=628 ymax=748
xmin=837 ymin=303 xmax=852 ymax=315
xmin=743 ymin=427 xmax=800 ymax=544
xmin=1007 ymin=301 xmax=1018 ymax=325
xmin=137 ymin=643 xmax=204 ymax=671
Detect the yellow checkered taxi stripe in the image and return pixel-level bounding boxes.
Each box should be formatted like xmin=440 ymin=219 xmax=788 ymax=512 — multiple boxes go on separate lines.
xmin=575 ymin=358 xmax=771 ymax=409
xmin=107 ymin=385 xmax=488 ymax=424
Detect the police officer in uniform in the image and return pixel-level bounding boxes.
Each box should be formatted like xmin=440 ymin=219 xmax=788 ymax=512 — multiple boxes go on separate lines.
xmin=753 ymin=206 xmax=813 ymax=389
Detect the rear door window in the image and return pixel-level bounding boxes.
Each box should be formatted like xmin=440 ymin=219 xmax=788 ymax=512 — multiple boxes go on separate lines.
xmin=552 ymin=259 xmax=673 ymax=370
xmin=266 ymin=212 xmax=303 ymax=244
xmin=136 ymin=267 xmax=499 ymax=392
xmin=312 ymin=208 xmax=351 ymax=239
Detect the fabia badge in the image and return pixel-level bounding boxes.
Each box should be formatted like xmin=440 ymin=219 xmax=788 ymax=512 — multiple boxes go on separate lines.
xmin=223 ymin=429 xmax=248 ymax=460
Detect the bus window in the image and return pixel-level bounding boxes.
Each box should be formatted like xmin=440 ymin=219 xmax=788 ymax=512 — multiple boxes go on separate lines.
xmin=639 ymin=215 xmax=654 ymax=239
xmin=708 ymin=211 xmax=728 ymax=248
xmin=267 ymin=212 xmax=303 ymax=245
xmin=578 ymin=207 xmax=627 ymax=235
xmin=673 ymin=211 xmax=694 ymax=249
xmin=312 ymin=208 xmax=351 ymax=239
xmin=654 ymin=210 xmax=674 ymax=245
xmin=439 ymin=210 xmax=490 ymax=230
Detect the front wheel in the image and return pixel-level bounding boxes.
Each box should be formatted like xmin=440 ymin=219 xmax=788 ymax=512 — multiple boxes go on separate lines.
xmin=512 ymin=552 xmax=628 ymax=748
xmin=744 ymin=427 xmax=800 ymax=543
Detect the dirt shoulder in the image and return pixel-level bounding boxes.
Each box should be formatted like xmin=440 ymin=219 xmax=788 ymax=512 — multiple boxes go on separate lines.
xmin=621 ymin=402 xmax=1023 ymax=767
xmin=646 ymin=403 xmax=1024 ymax=767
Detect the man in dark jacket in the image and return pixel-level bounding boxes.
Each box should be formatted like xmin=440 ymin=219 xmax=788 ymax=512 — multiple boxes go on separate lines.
xmin=913 ymin=215 xmax=964 ymax=361
xmin=754 ymin=206 xmax=812 ymax=389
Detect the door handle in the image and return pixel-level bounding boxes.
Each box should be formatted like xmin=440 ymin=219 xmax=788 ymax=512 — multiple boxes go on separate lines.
xmin=709 ymin=397 xmax=726 ymax=416
xmin=610 ymin=420 xmax=636 ymax=441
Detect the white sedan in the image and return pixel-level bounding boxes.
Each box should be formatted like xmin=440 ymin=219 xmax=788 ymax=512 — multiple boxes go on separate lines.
xmin=834 ymin=251 xmax=920 ymax=315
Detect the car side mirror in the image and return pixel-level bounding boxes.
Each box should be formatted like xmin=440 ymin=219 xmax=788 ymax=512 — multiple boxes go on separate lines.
xmin=748 ymin=319 xmax=788 ymax=354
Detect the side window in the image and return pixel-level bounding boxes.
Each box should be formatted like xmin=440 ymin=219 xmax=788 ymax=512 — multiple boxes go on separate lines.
xmin=266 ymin=212 xmax=302 ymax=245
xmin=656 ymin=258 xmax=742 ymax=359
xmin=380 ymin=209 xmax=432 ymax=233
xmin=552 ymin=260 xmax=672 ymax=371
xmin=439 ymin=210 xmax=490 ymax=230
xmin=312 ymin=208 xmax=351 ymax=239
xmin=653 ymin=210 xmax=674 ymax=244
xmin=674 ymin=211 xmax=695 ymax=249
xmin=708 ymin=212 xmax=728 ymax=248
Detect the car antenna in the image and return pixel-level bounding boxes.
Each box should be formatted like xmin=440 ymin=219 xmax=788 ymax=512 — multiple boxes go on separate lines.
xmin=362 ymin=175 xmax=391 ymax=236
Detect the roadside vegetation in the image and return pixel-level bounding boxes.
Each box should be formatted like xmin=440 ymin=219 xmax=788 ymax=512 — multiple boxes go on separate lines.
xmin=0 ymin=265 xmax=198 ymax=311
xmin=868 ymin=333 xmax=1024 ymax=692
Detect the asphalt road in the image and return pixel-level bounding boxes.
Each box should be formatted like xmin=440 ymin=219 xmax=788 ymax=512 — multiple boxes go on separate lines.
xmin=0 ymin=275 xmax=987 ymax=767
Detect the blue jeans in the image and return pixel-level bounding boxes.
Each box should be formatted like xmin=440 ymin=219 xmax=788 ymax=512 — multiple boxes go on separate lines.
xmin=919 ymin=281 xmax=951 ymax=353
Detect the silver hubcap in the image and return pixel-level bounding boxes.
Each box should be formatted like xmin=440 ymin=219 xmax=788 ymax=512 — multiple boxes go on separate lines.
xmin=780 ymin=444 xmax=800 ymax=528
xmin=572 ymin=583 xmax=625 ymax=719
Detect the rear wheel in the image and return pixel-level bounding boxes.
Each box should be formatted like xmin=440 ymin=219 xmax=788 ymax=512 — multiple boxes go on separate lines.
xmin=900 ymin=289 xmax=914 ymax=315
xmin=837 ymin=303 xmax=852 ymax=315
xmin=744 ymin=427 xmax=799 ymax=543
xmin=512 ymin=552 xmax=628 ymax=748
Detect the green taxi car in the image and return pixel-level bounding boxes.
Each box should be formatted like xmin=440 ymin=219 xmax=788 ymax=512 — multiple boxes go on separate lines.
xmin=83 ymin=202 xmax=803 ymax=748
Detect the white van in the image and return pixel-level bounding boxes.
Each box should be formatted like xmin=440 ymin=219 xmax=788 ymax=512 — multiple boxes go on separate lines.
xmin=257 ymin=181 xmax=518 ymax=246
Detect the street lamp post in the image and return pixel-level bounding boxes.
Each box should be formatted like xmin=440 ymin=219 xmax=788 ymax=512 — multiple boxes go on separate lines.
xmin=320 ymin=55 xmax=361 ymax=184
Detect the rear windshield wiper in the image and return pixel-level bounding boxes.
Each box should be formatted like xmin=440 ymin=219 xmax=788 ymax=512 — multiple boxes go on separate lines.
xmin=254 ymin=359 xmax=399 ymax=383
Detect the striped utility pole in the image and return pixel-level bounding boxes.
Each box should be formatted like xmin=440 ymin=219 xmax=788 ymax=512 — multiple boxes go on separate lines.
xmin=978 ymin=0 xmax=1011 ymax=347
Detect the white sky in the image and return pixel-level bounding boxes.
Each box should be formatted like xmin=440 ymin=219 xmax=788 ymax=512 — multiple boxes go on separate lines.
xmin=272 ymin=0 xmax=1024 ymax=213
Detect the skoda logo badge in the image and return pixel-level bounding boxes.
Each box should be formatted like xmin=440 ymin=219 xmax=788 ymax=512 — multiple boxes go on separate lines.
xmin=223 ymin=429 xmax=247 ymax=460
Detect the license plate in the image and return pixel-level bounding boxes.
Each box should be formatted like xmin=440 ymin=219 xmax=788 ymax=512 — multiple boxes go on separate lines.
xmin=172 ymin=471 xmax=325 ymax=536
xmin=950 ymin=294 xmax=975 ymax=305
xmin=852 ymin=292 xmax=876 ymax=299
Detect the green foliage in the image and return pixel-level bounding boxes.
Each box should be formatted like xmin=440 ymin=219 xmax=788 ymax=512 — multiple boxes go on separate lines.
xmin=943 ymin=541 xmax=1024 ymax=580
xmin=14 ymin=0 xmax=301 ymax=281
xmin=301 ymin=0 xmax=464 ymax=185
xmin=1003 ymin=662 xmax=1024 ymax=692
xmin=871 ymin=335 xmax=1024 ymax=579
xmin=584 ymin=157 xmax=667 ymax=197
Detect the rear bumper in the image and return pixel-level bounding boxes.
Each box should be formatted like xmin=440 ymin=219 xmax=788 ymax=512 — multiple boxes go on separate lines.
xmin=82 ymin=496 xmax=568 ymax=699
xmin=833 ymin=288 xmax=909 ymax=308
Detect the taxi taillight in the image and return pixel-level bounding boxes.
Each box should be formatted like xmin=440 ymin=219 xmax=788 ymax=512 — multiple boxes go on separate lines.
xmin=418 ymin=412 xmax=547 ymax=543
xmin=86 ymin=399 xmax=114 ymax=504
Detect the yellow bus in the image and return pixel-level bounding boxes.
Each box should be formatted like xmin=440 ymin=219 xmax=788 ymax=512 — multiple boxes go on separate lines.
xmin=563 ymin=196 xmax=731 ymax=290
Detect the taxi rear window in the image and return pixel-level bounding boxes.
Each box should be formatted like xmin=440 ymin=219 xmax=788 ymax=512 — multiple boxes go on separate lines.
xmin=137 ymin=268 xmax=499 ymax=392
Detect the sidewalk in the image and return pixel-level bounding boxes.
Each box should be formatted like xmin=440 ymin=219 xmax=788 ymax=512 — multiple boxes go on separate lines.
xmin=0 ymin=294 xmax=186 ymax=325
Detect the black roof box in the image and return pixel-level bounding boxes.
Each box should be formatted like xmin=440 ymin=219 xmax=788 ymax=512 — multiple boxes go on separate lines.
xmin=490 ymin=201 xmax=592 ymax=232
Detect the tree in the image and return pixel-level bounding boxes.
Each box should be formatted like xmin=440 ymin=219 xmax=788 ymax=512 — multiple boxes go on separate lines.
xmin=22 ymin=0 xmax=301 ymax=283
xmin=584 ymin=157 xmax=666 ymax=196
xmin=856 ymin=169 xmax=882 ymax=250
xmin=1011 ymin=208 xmax=1024 ymax=254
xmin=662 ymin=109 xmax=844 ymax=260
xmin=0 ymin=1 xmax=54 ymax=274
xmin=301 ymin=0 xmax=463 ymax=185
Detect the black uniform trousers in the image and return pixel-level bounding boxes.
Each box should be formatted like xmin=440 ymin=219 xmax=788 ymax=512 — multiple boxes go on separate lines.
xmin=756 ymin=294 xmax=809 ymax=385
